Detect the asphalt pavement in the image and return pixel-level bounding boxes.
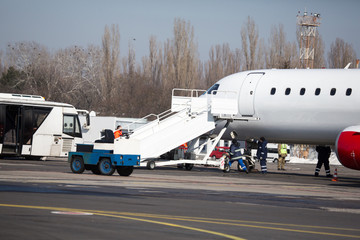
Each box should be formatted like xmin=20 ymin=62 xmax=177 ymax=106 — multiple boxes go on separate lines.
xmin=0 ymin=157 xmax=359 ymax=240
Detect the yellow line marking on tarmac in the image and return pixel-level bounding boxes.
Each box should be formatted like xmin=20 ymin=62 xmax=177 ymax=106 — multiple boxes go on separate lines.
xmin=0 ymin=204 xmax=244 ymax=240
xmin=98 ymin=211 xmax=360 ymax=232
xmin=1 ymin=204 xmax=360 ymax=238
xmin=89 ymin=210 xmax=360 ymax=238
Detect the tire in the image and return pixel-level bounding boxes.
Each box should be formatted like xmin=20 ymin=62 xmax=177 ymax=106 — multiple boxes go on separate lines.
xmin=146 ymin=160 xmax=155 ymax=170
xmin=273 ymin=158 xmax=278 ymax=163
xmin=177 ymin=164 xmax=184 ymax=169
xmin=211 ymin=156 xmax=216 ymax=160
xmin=185 ymin=163 xmax=194 ymax=171
xmin=70 ymin=156 xmax=85 ymax=174
xmin=98 ymin=158 xmax=115 ymax=176
xmin=223 ymin=163 xmax=230 ymax=173
xmin=117 ymin=166 xmax=134 ymax=176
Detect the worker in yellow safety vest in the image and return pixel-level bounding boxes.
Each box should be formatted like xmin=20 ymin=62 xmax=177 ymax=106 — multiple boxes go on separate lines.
xmin=277 ymin=143 xmax=288 ymax=170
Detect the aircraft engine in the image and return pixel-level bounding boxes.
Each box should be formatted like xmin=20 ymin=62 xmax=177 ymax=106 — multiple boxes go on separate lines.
xmin=336 ymin=126 xmax=360 ymax=170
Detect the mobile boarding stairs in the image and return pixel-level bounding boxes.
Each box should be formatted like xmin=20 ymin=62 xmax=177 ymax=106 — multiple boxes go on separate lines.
xmin=114 ymin=88 xmax=238 ymax=169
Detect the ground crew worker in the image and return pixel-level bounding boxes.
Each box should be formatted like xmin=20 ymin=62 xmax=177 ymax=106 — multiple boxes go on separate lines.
xmin=178 ymin=142 xmax=188 ymax=159
xmin=114 ymin=125 xmax=123 ymax=139
xmin=229 ymin=140 xmax=248 ymax=173
xmin=315 ymin=145 xmax=332 ymax=177
xmin=277 ymin=143 xmax=287 ymax=170
xmin=257 ymin=137 xmax=268 ymax=174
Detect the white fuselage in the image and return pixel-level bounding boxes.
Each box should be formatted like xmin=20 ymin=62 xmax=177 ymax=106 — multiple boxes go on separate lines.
xmin=213 ymin=69 xmax=360 ymax=145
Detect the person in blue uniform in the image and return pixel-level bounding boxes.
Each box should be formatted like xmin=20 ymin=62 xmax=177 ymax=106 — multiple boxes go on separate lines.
xmin=315 ymin=146 xmax=332 ymax=177
xmin=257 ymin=137 xmax=268 ymax=174
xmin=229 ymin=139 xmax=248 ymax=173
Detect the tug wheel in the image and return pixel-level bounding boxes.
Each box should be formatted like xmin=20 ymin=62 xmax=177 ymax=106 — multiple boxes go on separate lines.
xmin=98 ymin=158 xmax=115 ymax=176
xmin=70 ymin=156 xmax=85 ymax=174
xmin=117 ymin=166 xmax=134 ymax=176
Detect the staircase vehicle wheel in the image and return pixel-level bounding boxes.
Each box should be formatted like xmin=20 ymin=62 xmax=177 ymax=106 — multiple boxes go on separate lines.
xmin=185 ymin=163 xmax=194 ymax=171
xmin=146 ymin=160 xmax=155 ymax=170
xmin=117 ymin=166 xmax=134 ymax=176
xmin=98 ymin=158 xmax=115 ymax=176
xmin=223 ymin=163 xmax=230 ymax=173
xmin=70 ymin=156 xmax=85 ymax=174
xmin=177 ymin=164 xmax=184 ymax=169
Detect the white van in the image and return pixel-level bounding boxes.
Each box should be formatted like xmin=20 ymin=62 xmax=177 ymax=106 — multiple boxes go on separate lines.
xmin=251 ymin=143 xmax=290 ymax=162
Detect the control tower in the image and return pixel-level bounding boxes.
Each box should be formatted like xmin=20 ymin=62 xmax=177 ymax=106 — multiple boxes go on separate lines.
xmin=297 ymin=11 xmax=321 ymax=69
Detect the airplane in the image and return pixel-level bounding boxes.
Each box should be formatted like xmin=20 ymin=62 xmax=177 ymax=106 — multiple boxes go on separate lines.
xmin=209 ymin=68 xmax=360 ymax=171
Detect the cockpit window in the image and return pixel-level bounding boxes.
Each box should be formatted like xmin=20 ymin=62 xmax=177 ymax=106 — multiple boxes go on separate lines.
xmin=206 ymin=84 xmax=220 ymax=95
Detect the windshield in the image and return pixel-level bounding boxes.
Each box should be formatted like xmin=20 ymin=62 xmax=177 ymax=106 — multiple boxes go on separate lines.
xmin=206 ymin=84 xmax=220 ymax=95
xmin=63 ymin=115 xmax=82 ymax=138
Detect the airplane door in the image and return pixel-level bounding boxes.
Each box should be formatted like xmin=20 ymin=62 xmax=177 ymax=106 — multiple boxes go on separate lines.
xmin=239 ymin=73 xmax=264 ymax=116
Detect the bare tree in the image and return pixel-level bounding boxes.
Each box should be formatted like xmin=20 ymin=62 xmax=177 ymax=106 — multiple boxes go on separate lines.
xmin=204 ymin=43 xmax=242 ymax=87
xmin=167 ymin=18 xmax=200 ymax=89
xmin=142 ymin=35 xmax=162 ymax=86
xmin=328 ymin=38 xmax=357 ymax=68
xmin=313 ymin=34 xmax=325 ymax=68
xmin=52 ymin=45 xmax=104 ymax=109
xmin=267 ymin=24 xmax=298 ymax=69
xmin=241 ymin=16 xmax=265 ymax=70
xmin=101 ymin=24 xmax=120 ymax=113
xmin=5 ymin=42 xmax=54 ymax=96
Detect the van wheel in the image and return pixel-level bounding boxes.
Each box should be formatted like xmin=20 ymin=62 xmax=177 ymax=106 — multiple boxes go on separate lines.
xmin=273 ymin=158 xmax=278 ymax=163
xmin=70 ymin=156 xmax=85 ymax=174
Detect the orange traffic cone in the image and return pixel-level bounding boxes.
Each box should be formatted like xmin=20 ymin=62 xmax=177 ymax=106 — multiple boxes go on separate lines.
xmin=332 ymin=168 xmax=338 ymax=182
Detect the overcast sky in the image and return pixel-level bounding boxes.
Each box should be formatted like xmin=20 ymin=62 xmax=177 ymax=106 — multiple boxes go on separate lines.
xmin=1 ymin=0 xmax=359 ymax=64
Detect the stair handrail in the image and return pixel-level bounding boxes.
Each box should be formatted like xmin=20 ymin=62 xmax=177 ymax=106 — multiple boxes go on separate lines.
xmin=123 ymin=88 xmax=209 ymax=134
xmin=172 ymin=88 xmax=207 ymax=98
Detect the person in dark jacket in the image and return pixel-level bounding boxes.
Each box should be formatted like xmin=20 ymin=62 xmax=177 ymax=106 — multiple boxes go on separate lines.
xmin=257 ymin=137 xmax=268 ymax=174
xmin=229 ymin=139 xmax=248 ymax=173
xmin=315 ymin=146 xmax=332 ymax=177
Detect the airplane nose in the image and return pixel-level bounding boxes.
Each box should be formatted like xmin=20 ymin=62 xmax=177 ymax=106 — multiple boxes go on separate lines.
xmin=336 ymin=130 xmax=360 ymax=170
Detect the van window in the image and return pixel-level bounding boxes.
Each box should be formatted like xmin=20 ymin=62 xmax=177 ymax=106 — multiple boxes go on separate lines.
xmin=346 ymin=88 xmax=352 ymax=96
xmin=300 ymin=88 xmax=306 ymax=95
xmin=285 ymin=88 xmax=291 ymax=95
xmin=270 ymin=88 xmax=276 ymax=95
xmin=315 ymin=88 xmax=321 ymax=96
xmin=330 ymin=88 xmax=336 ymax=96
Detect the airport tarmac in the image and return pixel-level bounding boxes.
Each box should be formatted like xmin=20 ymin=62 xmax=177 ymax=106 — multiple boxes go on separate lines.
xmin=0 ymin=158 xmax=359 ymax=240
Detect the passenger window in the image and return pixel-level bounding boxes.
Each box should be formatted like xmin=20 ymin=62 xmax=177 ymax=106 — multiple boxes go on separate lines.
xmin=346 ymin=88 xmax=352 ymax=96
xmin=285 ymin=88 xmax=291 ymax=95
xmin=330 ymin=88 xmax=336 ymax=96
xmin=315 ymin=88 xmax=321 ymax=96
xmin=300 ymin=88 xmax=306 ymax=95
xmin=270 ymin=88 xmax=276 ymax=95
